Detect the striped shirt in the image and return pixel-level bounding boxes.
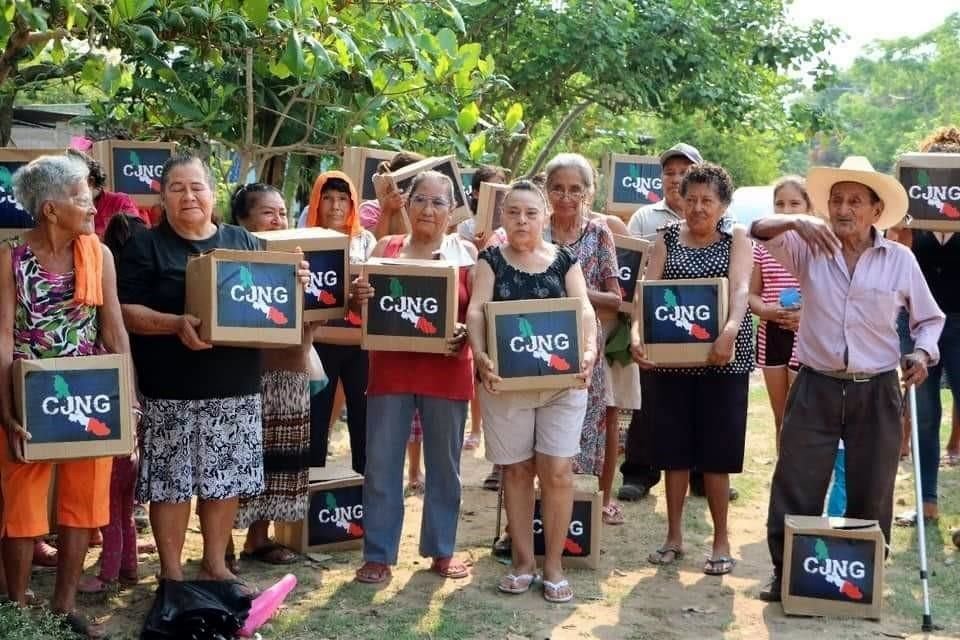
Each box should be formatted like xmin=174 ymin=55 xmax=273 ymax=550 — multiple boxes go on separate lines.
xmin=753 ymin=242 xmax=801 ymax=367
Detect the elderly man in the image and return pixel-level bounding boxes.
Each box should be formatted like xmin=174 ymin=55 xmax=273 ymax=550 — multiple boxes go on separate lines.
xmin=752 ymin=157 xmax=945 ymax=602
xmin=621 ymin=143 xmax=734 ymax=502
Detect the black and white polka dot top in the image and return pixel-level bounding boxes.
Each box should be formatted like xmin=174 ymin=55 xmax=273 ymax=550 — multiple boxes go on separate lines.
xmin=656 ymin=218 xmax=754 ymax=375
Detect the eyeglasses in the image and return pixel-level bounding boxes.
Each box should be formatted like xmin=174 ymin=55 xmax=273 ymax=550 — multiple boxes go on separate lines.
xmin=548 ymin=188 xmax=585 ymax=201
xmin=409 ymin=194 xmax=451 ymax=210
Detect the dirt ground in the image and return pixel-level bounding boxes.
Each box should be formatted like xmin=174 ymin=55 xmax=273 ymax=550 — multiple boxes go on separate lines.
xmin=25 ymin=378 xmax=960 ymax=639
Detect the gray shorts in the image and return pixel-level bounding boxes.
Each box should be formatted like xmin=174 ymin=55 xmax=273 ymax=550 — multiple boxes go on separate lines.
xmin=137 ymin=394 xmax=264 ymax=504
xmin=480 ymin=387 xmax=588 ymax=464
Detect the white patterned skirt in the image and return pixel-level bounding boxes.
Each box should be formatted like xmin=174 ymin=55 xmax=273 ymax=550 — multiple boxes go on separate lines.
xmin=137 ymin=394 xmax=264 ymax=504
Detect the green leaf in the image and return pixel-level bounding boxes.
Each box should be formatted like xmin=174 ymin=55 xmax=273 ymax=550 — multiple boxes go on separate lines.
xmin=457 ymin=42 xmax=481 ymax=72
xmin=281 ymin=32 xmax=305 ymax=75
xmin=441 ymin=0 xmax=466 ymax=34
xmin=268 ymin=60 xmax=292 ymax=78
xmin=244 ymin=0 xmax=269 ymax=26
xmin=132 ymin=25 xmax=161 ymax=50
xmin=329 ymin=26 xmax=367 ymax=73
xmin=168 ymin=95 xmax=205 ymax=121
xmin=504 ymin=103 xmax=523 ymax=131
xmin=50 ymin=40 xmax=66 ymax=65
xmin=115 ymin=0 xmax=154 ymax=20
xmin=457 ymin=102 xmax=479 ymax=133
xmin=376 ymin=114 xmax=389 ymax=138
xmin=436 ymin=28 xmax=458 ymax=57
xmin=468 ymin=131 xmax=486 ymax=162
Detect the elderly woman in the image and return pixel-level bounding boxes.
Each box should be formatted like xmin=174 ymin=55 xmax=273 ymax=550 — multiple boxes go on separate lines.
xmin=351 ymin=170 xmax=475 ymax=584
xmin=304 ymin=171 xmax=375 ymax=474
xmin=467 ymin=180 xmax=596 ymax=603
xmin=542 ymin=154 xmax=621 ymax=513
xmin=756 ymin=157 xmax=944 ymax=601
xmin=117 ymin=154 xmax=309 ymax=586
xmin=630 ymin=163 xmax=753 ymax=576
xmin=65 ymin=148 xmax=144 ymax=238
xmin=0 ymin=155 xmax=136 ymax=637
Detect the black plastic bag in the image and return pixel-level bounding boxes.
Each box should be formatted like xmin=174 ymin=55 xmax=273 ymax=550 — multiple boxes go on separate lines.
xmin=140 ymin=579 xmax=252 ymax=640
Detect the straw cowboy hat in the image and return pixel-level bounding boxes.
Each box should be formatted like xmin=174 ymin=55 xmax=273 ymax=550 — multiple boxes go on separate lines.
xmin=807 ymin=156 xmax=908 ymax=230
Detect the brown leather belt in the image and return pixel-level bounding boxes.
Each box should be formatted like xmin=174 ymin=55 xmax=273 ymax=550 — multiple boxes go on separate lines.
xmin=803 ymin=366 xmax=895 ymax=383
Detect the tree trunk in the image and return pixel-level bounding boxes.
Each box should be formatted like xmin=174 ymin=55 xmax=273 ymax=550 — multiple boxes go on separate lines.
xmin=0 ymin=91 xmax=14 ymax=146
xmin=527 ymin=101 xmax=591 ymax=176
xmin=500 ymin=136 xmax=530 ymax=176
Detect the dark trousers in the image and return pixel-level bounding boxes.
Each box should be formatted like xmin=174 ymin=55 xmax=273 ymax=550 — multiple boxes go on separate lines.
xmin=767 ymin=368 xmax=902 ymax=574
xmin=309 ymin=343 xmax=369 ymax=474
xmin=620 ymin=370 xmax=661 ymax=489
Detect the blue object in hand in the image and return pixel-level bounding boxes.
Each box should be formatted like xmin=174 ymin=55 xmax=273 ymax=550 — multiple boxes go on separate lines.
xmin=779 ymin=288 xmax=802 ymax=310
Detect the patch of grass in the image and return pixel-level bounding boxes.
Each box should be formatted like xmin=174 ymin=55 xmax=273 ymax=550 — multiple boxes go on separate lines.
xmin=0 ymin=603 xmax=77 ymax=640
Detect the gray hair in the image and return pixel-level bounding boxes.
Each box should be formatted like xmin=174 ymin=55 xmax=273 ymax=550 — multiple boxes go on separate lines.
xmin=12 ymin=155 xmax=89 ymax=221
xmin=543 ymin=153 xmax=596 ymax=192
xmin=408 ymin=170 xmax=456 ymax=206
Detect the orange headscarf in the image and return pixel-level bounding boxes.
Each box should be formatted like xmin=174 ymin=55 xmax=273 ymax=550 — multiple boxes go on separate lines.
xmin=73 ymin=234 xmax=104 ymax=306
xmin=305 ymin=170 xmax=361 ymax=236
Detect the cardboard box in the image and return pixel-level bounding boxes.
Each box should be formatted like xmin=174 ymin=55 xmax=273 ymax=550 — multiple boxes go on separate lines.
xmin=274 ymin=471 xmax=364 ymax=552
xmin=636 ymin=278 xmax=729 ymax=366
xmin=372 ymin=155 xmax=471 ymax=226
xmin=361 ymin=257 xmax=458 ymax=353
xmin=91 ymin=140 xmax=177 ymax=206
xmin=185 ymin=248 xmax=303 ymax=348
xmin=895 ymin=153 xmax=960 ymax=230
xmin=475 ymin=182 xmax=511 ymax=239
xmin=496 ymin=490 xmax=601 ymax=569
xmin=613 ymin=234 xmax=653 ymax=313
xmin=0 ymin=148 xmax=64 ymax=225
xmin=781 ymin=515 xmax=885 ymax=620
xmin=254 ymin=227 xmax=350 ymax=322
xmin=602 ymin=153 xmax=663 ymax=215
xmin=12 ymin=354 xmax=134 ymax=462
xmin=484 ymin=298 xmax=584 ymax=391
xmin=342 ymin=146 xmax=398 ymax=202
xmin=459 ymin=166 xmax=477 ymax=198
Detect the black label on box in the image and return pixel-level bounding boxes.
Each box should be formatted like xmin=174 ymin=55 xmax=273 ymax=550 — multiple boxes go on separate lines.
xmin=366 ymin=273 xmax=448 ymax=338
xmin=24 ymin=369 xmax=122 ymax=444
xmin=533 ymin=496 xmax=592 ymax=558
xmin=216 ymin=261 xmax=298 ymax=329
xmin=899 ymin=166 xmax=960 ymax=222
xmin=304 ymin=249 xmax=347 ymax=311
xmin=788 ymin=534 xmax=876 ymax=604
xmin=642 ymin=283 xmax=720 ymax=344
xmin=494 ymin=310 xmax=580 ymax=378
xmin=111 ymin=147 xmax=170 ymax=196
xmin=307 ymin=483 xmax=364 ymax=547
xmin=612 ymin=161 xmax=663 ymax=207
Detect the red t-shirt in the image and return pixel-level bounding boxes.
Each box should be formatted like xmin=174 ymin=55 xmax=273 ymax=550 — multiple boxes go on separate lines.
xmin=366 ymin=235 xmax=474 ymax=401
xmin=94 ymin=190 xmax=144 ymax=237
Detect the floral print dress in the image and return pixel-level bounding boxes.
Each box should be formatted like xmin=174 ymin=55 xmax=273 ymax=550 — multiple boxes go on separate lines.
xmin=12 ymin=239 xmax=101 ymax=360
xmin=546 ymin=219 xmax=618 ymax=476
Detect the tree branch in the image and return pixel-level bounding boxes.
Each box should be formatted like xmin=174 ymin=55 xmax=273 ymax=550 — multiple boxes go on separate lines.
xmin=527 ymin=101 xmax=591 ymax=176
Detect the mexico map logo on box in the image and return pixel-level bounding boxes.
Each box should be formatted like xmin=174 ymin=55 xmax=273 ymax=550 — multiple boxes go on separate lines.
xmin=637 ymin=278 xmax=729 ymax=366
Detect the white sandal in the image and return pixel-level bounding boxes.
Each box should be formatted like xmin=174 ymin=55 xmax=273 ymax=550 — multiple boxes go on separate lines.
xmin=543 ymin=578 xmax=574 ymax=603
xmin=497 ymin=572 xmax=538 ymax=594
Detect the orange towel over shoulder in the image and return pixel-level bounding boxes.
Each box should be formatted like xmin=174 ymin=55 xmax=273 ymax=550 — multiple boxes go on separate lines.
xmin=73 ymin=234 xmax=104 ymax=307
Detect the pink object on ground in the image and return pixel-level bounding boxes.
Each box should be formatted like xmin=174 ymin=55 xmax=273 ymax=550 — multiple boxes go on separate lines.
xmin=239 ymin=573 xmax=297 ymax=637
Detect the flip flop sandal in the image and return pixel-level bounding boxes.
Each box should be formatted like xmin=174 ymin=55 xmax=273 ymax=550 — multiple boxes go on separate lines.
xmin=430 ymin=557 xmax=469 ymax=579
xmin=77 ymin=575 xmax=114 ymax=594
xmin=542 ymin=578 xmax=574 ymax=603
xmin=240 ymin=542 xmax=299 ymax=565
xmin=33 ymin=540 xmax=58 ymax=567
xmin=405 ymin=479 xmax=425 ymax=497
xmin=648 ymin=546 xmax=683 ymax=565
xmin=703 ymin=556 xmax=736 ymax=576
xmin=59 ymin=611 xmax=106 ymax=639
xmin=497 ymin=573 xmax=538 ymax=594
xmin=355 ymin=561 xmax=392 ymax=584
xmin=602 ymin=502 xmax=625 ymax=525
xmin=463 ymin=434 xmax=481 ymax=450
xmin=482 ymin=471 xmax=501 ymax=491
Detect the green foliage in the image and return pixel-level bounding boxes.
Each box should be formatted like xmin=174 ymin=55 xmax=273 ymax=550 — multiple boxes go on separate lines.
xmin=457 ymin=0 xmax=839 ymax=172
xmin=796 ymin=12 xmax=960 ymax=172
xmin=0 ymin=603 xmax=77 ymax=640
xmin=82 ymin=0 xmax=504 ymax=181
